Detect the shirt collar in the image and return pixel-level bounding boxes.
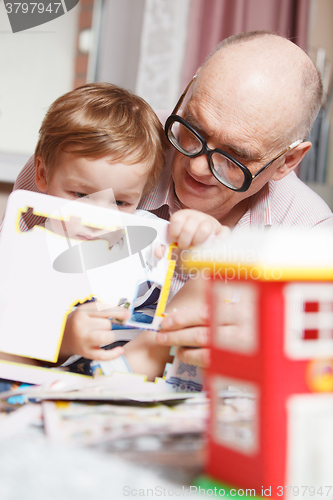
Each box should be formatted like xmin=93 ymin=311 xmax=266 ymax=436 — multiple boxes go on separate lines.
xmin=138 ymin=147 xmax=182 ymax=216
xmin=248 ymin=182 xmax=272 ymax=227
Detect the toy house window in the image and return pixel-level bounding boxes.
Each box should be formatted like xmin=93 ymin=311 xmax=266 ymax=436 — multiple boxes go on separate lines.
xmin=211 ymin=375 xmax=258 ymax=455
xmin=284 ymin=284 xmax=333 ymax=360
xmin=211 ymin=282 xmax=258 ymax=355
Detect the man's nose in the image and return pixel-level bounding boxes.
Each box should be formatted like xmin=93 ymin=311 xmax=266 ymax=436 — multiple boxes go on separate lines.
xmin=188 ymin=153 xmax=211 ymax=177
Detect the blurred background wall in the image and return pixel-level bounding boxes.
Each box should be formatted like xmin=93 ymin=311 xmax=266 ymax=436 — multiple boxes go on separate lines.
xmin=0 ymin=0 xmax=332 ymax=217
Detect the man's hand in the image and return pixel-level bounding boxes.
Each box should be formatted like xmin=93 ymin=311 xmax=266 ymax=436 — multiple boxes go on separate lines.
xmin=156 ymin=305 xmax=210 ymax=368
xmin=156 ymin=296 xmax=254 ymax=369
xmin=59 ymin=302 xmax=130 ymax=363
xmin=168 ymin=209 xmax=230 ymax=249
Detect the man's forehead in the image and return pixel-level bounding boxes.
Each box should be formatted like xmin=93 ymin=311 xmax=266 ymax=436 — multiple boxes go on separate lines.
xmin=185 ymin=101 xmax=267 ymax=162
xmin=188 ymin=62 xmax=297 ymax=149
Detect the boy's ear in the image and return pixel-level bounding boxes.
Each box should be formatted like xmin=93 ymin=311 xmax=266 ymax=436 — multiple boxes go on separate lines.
xmin=35 ymin=156 xmax=48 ymax=192
xmin=271 ymin=141 xmax=312 ymax=181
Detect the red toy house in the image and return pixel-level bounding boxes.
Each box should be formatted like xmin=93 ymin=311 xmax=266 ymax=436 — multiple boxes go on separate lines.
xmin=191 ymin=229 xmax=333 ymax=499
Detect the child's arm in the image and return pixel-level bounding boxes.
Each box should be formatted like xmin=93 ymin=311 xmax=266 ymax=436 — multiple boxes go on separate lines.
xmin=0 ymin=351 xmax=42 ymax=366
xmin=58 ymin=302 xmax=131 ymax=365
xmin=0 ymin=304 xmax=130 ymax=368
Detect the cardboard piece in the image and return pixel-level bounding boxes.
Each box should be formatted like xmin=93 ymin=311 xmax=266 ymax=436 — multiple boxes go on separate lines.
xmin=0 ymin=190 xmax=175 ymax=363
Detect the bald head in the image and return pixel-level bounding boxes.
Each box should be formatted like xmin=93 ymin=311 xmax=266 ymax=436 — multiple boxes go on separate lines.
xmin=194 ymin=31 xmax=322 ymax=146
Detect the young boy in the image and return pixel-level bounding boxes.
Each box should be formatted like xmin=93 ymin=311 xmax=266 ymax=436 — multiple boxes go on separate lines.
xmin=0 ymin=82 xmax=224 ymax=380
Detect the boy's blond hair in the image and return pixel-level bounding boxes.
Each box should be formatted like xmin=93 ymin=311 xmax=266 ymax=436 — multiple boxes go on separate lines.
xmin=35 ymin=83 xmax=167 ymax=194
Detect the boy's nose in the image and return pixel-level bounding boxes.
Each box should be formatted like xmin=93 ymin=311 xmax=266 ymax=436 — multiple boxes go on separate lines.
xmin=85 ymin=226 xmax=110 ymax=239
xmin=84 ymin=189 xmax=116 ymax=210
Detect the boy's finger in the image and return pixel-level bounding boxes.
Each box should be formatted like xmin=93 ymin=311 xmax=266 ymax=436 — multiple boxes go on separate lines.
xmin=177 ymin=230 xmax=195 ymax=250
xmin=176 ymin=219 xmax=200 ymax=249
xmin=167 ymin=218 xmax=184 ymax=242
xmin=83 ymin=305 xmax=131 ymax=321
xmin=191 ymin=220 xmax=214 ymax=247
xmin=214 ymin=225 xmax=231 ymax=241
xmin=168 ymin=210 xmax=198 ymax=242
xmin=87 ymin=329 xmax=117 ymax=348
xmin=76 ymin=302 xmax=127 ymax=314
xmin=87 ymin=346 xmax=125 ymax=362
xmin=83 ymin=318 xmax=113 ymax=333
xmin=154 ymin=245 xmax=165 ymax=259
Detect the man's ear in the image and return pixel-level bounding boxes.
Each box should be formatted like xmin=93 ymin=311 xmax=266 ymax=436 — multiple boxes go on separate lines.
xmin=272 ymin=141 xmax=312 ymax=181
xmin=35 ymin=156 xmax=48 ymax=192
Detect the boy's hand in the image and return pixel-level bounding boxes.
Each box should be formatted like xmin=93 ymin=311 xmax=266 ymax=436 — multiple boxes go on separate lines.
xmin=168 ymin=209 xmax=230 ymax=249
xmin=59 ymin=302 xmax=130 ymax=363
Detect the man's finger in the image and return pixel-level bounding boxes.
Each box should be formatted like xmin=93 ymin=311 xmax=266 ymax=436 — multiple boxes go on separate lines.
xmin=156 ymin=326 xmax=209 ymax=348
xmin=177 ymin=347 xmax=210 ymax=369
xmin=215 ymin=302 xmax=254 ymax=326
xmin=160 ymin=305 xmax=208 ymax=331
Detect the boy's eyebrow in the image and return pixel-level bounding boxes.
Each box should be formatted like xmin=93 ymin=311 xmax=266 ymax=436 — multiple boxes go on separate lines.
xmin=66 ymin=179 xmax=95 ymax=192
xmin=115 ymin=189 xmax=143 ymax=201
xmin=67 ymin=178 xmax=143 ymax=202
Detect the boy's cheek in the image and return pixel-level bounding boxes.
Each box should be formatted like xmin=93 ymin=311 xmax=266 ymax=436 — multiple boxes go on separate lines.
xmin=46 ymin=218 xmax=66 ymax=237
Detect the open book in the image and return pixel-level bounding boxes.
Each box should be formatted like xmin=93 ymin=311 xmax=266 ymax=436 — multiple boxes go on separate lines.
xmin=0 ymin=190 xmax=175 ymax=364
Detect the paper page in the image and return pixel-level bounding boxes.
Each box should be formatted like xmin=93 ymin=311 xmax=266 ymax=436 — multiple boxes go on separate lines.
xmin=0 ymin=190 xmax=175 ymax=363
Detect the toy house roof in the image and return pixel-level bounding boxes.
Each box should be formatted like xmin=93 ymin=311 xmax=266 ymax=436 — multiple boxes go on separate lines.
xmin=182 ymin=228 xmax=333 ymax=281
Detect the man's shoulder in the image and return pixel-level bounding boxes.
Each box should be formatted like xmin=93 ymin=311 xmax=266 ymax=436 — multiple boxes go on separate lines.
xmin=137 ymin=147 xmax=173 ymax=214
xmin=269 ymin=172 xmax=333 ymax=228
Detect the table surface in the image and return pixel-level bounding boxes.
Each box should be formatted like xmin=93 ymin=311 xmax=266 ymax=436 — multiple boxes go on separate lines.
xmin=0 ymin=432 xmax=205 ymax=500
xmin=0 ymin=399 xmax=206 ymax=500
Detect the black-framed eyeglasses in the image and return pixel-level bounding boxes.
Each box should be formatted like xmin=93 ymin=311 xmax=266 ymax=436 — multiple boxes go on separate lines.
xmin=165 ymin=76 xmax=303 ymax=192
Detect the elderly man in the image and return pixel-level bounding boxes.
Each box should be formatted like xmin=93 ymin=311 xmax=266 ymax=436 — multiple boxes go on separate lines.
xmin=126 ymin=30 xmax=333 ymax=374
xmin=9 ymin=31 xmax=333 ymax=374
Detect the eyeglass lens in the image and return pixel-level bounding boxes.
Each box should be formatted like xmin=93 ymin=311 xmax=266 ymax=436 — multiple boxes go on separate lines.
xmin=168 ymin=120 xmax=202 ymax=155
xmin=168 ymin=121 xmax=246 ymax=189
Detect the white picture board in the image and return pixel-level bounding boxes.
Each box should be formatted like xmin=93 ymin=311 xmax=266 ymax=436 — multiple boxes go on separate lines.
xmin=0 ymin=190 xmax=175 ymax=362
